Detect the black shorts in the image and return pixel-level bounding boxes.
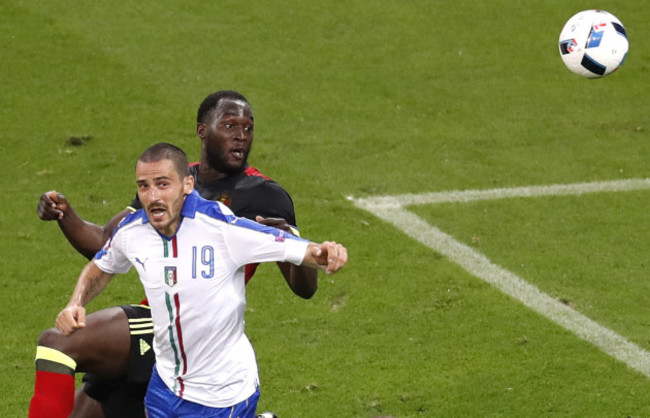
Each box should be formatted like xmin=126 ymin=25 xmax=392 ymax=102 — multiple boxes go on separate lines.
xmin=82 ymin=304 xmax=154 ymax=418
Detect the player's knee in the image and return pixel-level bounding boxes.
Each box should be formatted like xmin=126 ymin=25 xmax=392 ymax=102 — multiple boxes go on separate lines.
xmin=37 ymin=327 xmax=79 ymax=359
xmin=37 ymin=327 xmax=61 ymax=348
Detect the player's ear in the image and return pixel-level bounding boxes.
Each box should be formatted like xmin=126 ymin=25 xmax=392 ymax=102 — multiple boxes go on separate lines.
xmin=183 ymin=175 xmax=194 ymax=194
xmin=196 ymin=123 xmax=205 ymax=139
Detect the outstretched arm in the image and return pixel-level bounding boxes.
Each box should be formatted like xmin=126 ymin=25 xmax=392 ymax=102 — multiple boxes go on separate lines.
xmin=256 ymin=216 xmax=319 ymax=299
xmin=56 ymin=261 xmax=113 ymax=336
xmin=37 ymin=191 xmax=129 ymax=259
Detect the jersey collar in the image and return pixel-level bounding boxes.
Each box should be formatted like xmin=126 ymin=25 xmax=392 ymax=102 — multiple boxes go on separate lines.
xmin=180 ymin=190 xmax=200 ymax=219
xmin=140 ymin=189 xmax=200 ymax=226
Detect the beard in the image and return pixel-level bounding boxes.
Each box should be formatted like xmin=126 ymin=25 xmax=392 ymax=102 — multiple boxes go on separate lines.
xmin=205 ymin=146 xmax=250 ymax=176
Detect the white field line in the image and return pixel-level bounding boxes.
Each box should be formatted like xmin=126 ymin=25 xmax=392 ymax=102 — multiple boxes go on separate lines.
xmin=350 ymin=178 xmax=650 ymax=377
xmin=352 ymin=178 xmax=650 ymax=209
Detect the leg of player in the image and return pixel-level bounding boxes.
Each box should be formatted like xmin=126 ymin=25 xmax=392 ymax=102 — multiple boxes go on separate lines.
xmin=28 ymin=307 xmax=131 ymax=418
xmin=69 ymin=387 xmax=104 ymax=418
xmin=78 ymin=373 xmax=149 ymax=418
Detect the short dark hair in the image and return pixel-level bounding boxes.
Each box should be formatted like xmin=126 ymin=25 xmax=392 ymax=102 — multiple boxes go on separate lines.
xmin=196 ymin=90 xmax=250 ymax=124
xmin=137 ymin=143 xmax=190 ymax=178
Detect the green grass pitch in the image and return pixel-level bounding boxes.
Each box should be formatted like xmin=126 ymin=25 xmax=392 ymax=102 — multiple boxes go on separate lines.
xmin=2 ymin=1 xmax=650 ymax=416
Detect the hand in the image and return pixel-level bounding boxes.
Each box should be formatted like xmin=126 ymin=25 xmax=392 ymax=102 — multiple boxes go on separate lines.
xmin=311 ymin=241 xmax=348 ymax=274
xmin=37 ymin=191 xmax=70 ymax=221
xmin=256 ymin=216 xmax=298 ymax=235
xmin=55 ymin=305 xmax=87 ymax=336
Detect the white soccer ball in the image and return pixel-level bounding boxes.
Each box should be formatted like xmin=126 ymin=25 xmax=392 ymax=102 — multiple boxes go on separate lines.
xmin=558 ymin=9 xmax=629 ymax=78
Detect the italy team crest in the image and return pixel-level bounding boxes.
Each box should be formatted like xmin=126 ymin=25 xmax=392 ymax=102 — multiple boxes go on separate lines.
xmin=164 ymin=266 xmax=177 ymax=287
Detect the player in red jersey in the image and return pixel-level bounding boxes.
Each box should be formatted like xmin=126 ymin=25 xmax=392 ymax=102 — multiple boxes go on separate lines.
xmin=29 ymin=91 xmax=316 ymax=418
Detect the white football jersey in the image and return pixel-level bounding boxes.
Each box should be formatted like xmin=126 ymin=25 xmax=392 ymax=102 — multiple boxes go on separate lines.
xmin=94 ymin=190 xmax=309 ymax=407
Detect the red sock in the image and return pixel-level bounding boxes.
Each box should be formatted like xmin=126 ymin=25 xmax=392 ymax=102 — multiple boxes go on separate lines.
xmin=28 ymin=346 xmax=76 ymax=418
xmin=28 ymin=371 xmax=75 ymax=418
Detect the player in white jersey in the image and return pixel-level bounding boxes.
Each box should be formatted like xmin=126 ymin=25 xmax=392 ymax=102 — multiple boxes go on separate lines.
xmin=55 ymin=143 xmax=348 ymax=417
xmin=30 ymin=90 xmax=314 ymax=418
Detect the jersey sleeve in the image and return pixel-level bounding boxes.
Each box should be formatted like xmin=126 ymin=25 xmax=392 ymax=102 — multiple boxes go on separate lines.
xmin=93 ymin=229 xmax=132 ymax=275
xmin=223 ymin=217 xmax=309 ymax=267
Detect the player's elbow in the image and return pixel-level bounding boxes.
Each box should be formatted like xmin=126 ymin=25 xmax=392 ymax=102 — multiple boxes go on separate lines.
xmin=294 ymin=287 xmax=317 ymax=299
xmin=292 ymin=279 xmax=318 ymax=299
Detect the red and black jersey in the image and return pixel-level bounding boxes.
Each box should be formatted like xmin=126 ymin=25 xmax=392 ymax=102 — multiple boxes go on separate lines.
xmin=189 ymin=164 xmax=296 ymax=227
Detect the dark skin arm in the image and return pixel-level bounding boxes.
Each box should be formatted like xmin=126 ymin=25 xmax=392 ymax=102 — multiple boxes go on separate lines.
xmin=256 ymin=216 xmax=319 ymax=299
xmin=37 ymin=191 xmax=130 ymax=260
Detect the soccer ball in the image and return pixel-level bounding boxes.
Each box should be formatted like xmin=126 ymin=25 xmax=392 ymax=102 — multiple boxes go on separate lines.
xmin=558 ymin=10 xmax=629 ymax=78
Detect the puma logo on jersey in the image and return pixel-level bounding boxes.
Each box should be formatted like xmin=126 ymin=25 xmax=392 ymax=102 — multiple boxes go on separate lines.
xmin=139 ymin=338 xmax=152 ymax=356
xmin=135 ymin=257 xmax=148 ymax=271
